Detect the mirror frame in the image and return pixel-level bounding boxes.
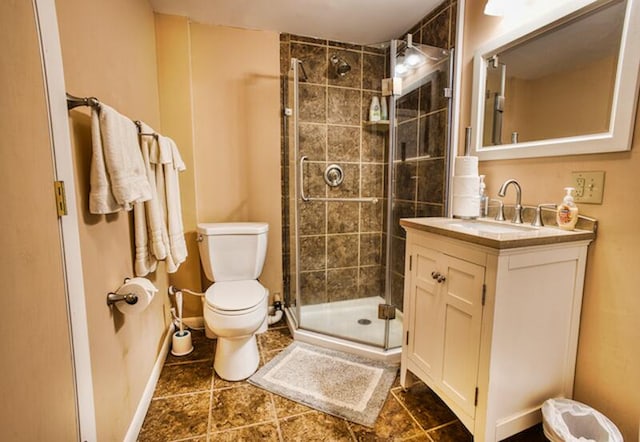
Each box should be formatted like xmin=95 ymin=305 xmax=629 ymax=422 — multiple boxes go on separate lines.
xmin=470 ymin=0 xmax=640 ymax=160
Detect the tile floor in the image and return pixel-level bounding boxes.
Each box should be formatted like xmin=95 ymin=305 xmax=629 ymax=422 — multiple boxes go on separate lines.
xmin=139 ymin=323 xmax=547 ymax=441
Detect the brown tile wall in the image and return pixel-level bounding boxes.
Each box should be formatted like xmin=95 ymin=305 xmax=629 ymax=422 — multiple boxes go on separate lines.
xmin=281 ymin=34 xmax=387 ymax=306
xmin=388 ymin=0 xmax=458 ymax=309
xmin=281 ymin=0 xmax=457 ymax=311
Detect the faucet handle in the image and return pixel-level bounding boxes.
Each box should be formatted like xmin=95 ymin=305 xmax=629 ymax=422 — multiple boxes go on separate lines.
xmin=489 ymin=198 xmax=505 ymax=221
xmin=532 ymin=203 xmax=557 ymax=227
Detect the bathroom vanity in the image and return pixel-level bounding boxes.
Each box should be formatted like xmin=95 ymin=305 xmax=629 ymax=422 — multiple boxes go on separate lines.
xmin=399 ymin=217 xmax=595 ymax=442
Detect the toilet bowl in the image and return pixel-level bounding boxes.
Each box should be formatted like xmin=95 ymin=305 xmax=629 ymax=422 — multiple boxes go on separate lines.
xmin=197 ymin=222 xmax=269 ymax=381
xmin=204 ymin=280 xmax=268 ymax=381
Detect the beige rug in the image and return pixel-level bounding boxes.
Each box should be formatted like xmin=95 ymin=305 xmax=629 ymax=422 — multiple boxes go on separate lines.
xmin=249 ymin=342 xmax=398 ymax=427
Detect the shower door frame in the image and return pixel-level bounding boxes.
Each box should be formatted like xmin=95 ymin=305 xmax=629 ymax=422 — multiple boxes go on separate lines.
xmin=287 ymin=39 xmax=401 ymax=351
xmin=286 ymin=32 xmax=461 ymax=351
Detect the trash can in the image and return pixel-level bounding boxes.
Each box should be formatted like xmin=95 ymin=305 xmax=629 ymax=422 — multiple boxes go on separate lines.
xmin=542 ymin=398 xmax=623 ymax=442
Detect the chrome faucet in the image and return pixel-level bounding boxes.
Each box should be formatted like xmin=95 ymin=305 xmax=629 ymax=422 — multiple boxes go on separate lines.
xmin=497 ymin=179 xmax=523 ymax=223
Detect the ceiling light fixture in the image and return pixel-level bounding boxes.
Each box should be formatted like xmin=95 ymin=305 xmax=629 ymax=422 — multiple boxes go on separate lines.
xmin=484 ymin=0 xmax=507 ymax=16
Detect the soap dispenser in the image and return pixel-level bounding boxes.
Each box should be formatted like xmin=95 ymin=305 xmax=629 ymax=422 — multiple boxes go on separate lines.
xmin=556 ymin=187 xmax=579 ymax=230
xmin=479 ymin=175 xmax=488 ymax=217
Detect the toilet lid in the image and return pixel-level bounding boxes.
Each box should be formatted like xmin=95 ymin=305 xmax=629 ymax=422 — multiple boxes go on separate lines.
xmin=205 ymin=280 xmax=267 ymax=311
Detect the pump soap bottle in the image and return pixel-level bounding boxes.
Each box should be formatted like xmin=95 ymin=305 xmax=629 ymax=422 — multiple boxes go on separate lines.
xmin=556 ymin=187 xmax=579 ymax=230
xmin=479 ymin=175 xmax=488 ymax=217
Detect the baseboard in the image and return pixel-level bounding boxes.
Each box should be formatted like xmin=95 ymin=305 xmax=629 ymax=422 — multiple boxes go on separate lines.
xmin=495 ymin=406 xmax=542 ymax=441
xmin=182 ymin=316 xmax=205 ymax=330
xmin=123 ymin=322 xmax=175 ymax=442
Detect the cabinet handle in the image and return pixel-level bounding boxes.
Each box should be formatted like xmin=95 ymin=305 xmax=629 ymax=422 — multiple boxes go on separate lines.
xmin=437 ymin=275 xmax=446 ymax=283
xmin=431 ymin=271 xmax=439 ymax=279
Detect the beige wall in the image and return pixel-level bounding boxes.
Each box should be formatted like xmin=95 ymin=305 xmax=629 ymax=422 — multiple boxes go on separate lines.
xmin=504 ymin=56 xmax=616 ymax=142
xmin=154 ymin=14 xmax=203 ymax=316
xmin=0 ymin=2 xmax=78 ymax=440
xmin=56 ymin=0 xmax=171 ymax=440
xmin=461 ymin=2 xmax=640 ymax=439
xmin=155 ymin=17 xmax=283 ymax=313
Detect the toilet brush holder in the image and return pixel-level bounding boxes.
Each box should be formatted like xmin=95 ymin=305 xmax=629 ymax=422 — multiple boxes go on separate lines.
xmin=171 ymin=330 xmax=194 ymax=356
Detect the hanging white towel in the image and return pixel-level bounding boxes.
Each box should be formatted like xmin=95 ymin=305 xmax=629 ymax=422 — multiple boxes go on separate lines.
xmin=132 ymin=125 xmax=187 ymax=276
xmin=160 ymin=136 xmax=188 ymax=270
xmin=89 ymin=108 xmax=119 ymax=214
xmin=89 ymin=104 xmax=152 ymax=214
xmin=133 ymin=122 xmax=172 ymax=276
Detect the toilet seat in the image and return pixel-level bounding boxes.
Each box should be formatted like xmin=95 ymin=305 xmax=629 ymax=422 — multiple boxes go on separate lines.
xmin=205 ymin=280 xmax=267 ymax=315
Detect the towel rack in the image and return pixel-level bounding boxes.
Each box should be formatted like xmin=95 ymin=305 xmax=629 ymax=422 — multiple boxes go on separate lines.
xmin=66 ymin=93 xmax=158 ymax=139
xmin=134 ymin=121 xmax=159 ymax=139
xmin=66 ymin=92 xmax=100 ymax=110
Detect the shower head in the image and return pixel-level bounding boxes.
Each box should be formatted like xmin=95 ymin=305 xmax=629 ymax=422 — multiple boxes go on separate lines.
xmin=330 ymin=55 xmax=351 ymax=77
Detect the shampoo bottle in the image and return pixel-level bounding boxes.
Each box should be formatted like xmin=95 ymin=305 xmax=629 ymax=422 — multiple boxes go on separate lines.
xmin=556 ymin=187 xmax=579 ymax=230
xmin=380 ymin=96 xmax=388 ymax=120
xmin=369 ymin=96 xmax=381 ymax=122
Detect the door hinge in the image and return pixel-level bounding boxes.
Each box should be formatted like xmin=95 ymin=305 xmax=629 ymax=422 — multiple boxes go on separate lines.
xmin=443 ymin=87 xmax=452 ymax=98
xmin=405 ymin=330 xmax=409 ymax=345
xmin=409 ymin=255 xmax=413 ymax=271
xmin=474 ymin=387 xmax=479 ymax=406
xmin=54 ymin=181 xmax=67 ymax=217
xmin=482 ymin=284 xmax=486 ymax=306
xmin=382 ymin=77 xmax=402 ymax=96
xmin=378 ymin=303 xmax=396 ymax=320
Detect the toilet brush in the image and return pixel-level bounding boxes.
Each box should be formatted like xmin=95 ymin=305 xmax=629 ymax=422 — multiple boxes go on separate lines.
xmin=171 ymin=290 xmax=194 ymax=356
xmin=176 ymin=290 xmax=185 ymax=336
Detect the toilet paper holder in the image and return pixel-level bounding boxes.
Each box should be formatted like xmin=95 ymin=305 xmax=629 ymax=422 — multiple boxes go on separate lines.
xmin=106 ymin=292 xmax=138 ymax=307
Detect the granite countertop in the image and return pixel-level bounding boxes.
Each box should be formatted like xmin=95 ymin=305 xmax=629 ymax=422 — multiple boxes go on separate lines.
xmin=400 ymin=217 xmax=596 ymax=250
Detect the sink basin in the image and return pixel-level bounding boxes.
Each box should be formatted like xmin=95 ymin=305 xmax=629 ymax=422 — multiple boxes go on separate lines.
xmin=399 ymin=217 xmax=596 ymax=249
xmin=445 ymin=219 xmax=538 ymax=234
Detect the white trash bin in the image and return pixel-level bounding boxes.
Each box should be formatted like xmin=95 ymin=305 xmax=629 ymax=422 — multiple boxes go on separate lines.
xmin=542 ymin=398 xmax=623 ymax=442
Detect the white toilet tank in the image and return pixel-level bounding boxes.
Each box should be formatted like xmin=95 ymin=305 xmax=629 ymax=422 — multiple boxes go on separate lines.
xmin=197 ymin=222 xmax=268 ymax=282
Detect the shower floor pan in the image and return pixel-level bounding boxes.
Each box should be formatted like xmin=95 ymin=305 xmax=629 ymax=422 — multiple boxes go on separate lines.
xmin=285 ymin=296 xmax=402 ymax=363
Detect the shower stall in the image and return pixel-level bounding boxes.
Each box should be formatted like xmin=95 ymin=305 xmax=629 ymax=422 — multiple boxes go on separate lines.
xmin=281 ymin=33 xmax=453 ymax=359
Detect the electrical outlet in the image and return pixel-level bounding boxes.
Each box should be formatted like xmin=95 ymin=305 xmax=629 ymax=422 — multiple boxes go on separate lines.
xmin=571 ymin=171 xmax=605 ymax=204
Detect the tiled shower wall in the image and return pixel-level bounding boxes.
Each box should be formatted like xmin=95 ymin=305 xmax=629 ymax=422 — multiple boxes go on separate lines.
xmin=281 ymin=0 xmax=457 ymax=311
xmin=280 ymin=34 xmax=388 ymax=306
xmin=389 ymin=0 xmax=458 ymax=308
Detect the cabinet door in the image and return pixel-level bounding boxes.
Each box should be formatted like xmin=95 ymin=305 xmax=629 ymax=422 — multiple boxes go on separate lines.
xmin=406 ymin=244 xmax=442 ymax=380
xmin=440 ymin=255 xmax=485 ymax=418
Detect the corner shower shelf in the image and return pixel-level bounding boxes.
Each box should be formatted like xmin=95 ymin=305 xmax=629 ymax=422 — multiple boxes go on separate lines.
xmin=363 ymin=120 xmax=390 ymax=131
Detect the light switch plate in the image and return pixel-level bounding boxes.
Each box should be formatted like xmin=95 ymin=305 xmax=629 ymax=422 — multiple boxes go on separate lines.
xmin=571 ymin=171 xmax=605 ymax=204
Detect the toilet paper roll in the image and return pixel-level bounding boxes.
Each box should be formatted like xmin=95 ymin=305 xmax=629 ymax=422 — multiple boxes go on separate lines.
xmin=453 ymin=176 xmax=480 ymax=197
xmin=115 ymin=277 xmax=158 ymax=314
xmin=454 ymin=156 xmax=479 ymax=177
xmin=452 ymin=195 xmax=480 ymax=218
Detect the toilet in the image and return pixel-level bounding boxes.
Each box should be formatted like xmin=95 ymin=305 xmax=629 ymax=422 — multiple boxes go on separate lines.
xmin=197 ymin=222 xmax=269 ymax=381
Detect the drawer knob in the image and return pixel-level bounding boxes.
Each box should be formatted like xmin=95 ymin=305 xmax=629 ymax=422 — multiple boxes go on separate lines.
xmin=431 ymin=271 xmax=446 ymax=283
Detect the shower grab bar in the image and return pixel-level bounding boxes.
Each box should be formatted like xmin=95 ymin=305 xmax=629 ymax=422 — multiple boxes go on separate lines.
xmin=299 ymin=156 xmax=378 ymax=204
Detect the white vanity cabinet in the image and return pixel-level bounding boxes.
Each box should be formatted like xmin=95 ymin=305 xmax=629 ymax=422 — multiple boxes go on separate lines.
xmin=400 ymin=218 xmax=594 ymax=442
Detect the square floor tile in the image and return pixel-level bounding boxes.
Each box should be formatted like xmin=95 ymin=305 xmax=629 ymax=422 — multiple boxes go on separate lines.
xmin=138 ymin=392 xmax=210 ymax=441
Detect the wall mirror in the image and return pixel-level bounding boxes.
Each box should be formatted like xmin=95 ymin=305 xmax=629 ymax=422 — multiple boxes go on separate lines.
xmin=470 ymin=0 xmax=640 ymax=160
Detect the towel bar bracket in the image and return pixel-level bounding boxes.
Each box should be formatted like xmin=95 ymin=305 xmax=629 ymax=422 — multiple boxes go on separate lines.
xmin=66 ymin=92 xmax=100 ymax=110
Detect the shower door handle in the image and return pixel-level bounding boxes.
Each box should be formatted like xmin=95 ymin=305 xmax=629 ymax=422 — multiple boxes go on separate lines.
xmin=299 ymin=156 xmax=378 ymax=204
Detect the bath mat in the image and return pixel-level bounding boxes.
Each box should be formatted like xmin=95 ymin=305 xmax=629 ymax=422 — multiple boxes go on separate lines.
xmin=249 ymin=342 xmax=398 ymax=427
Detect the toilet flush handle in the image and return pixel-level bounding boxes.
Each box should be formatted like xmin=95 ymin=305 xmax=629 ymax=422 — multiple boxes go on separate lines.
xmin=197 ymin=234 xmax=204 ymax=242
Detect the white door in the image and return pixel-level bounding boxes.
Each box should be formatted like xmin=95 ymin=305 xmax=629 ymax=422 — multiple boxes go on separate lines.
xmin=0 ymin=1 xmax=94 ymax=440
xmin=407 ymin=244 xmax=443 ymax=379
xmin=439 ymin=254 xmax=484 ymax=418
